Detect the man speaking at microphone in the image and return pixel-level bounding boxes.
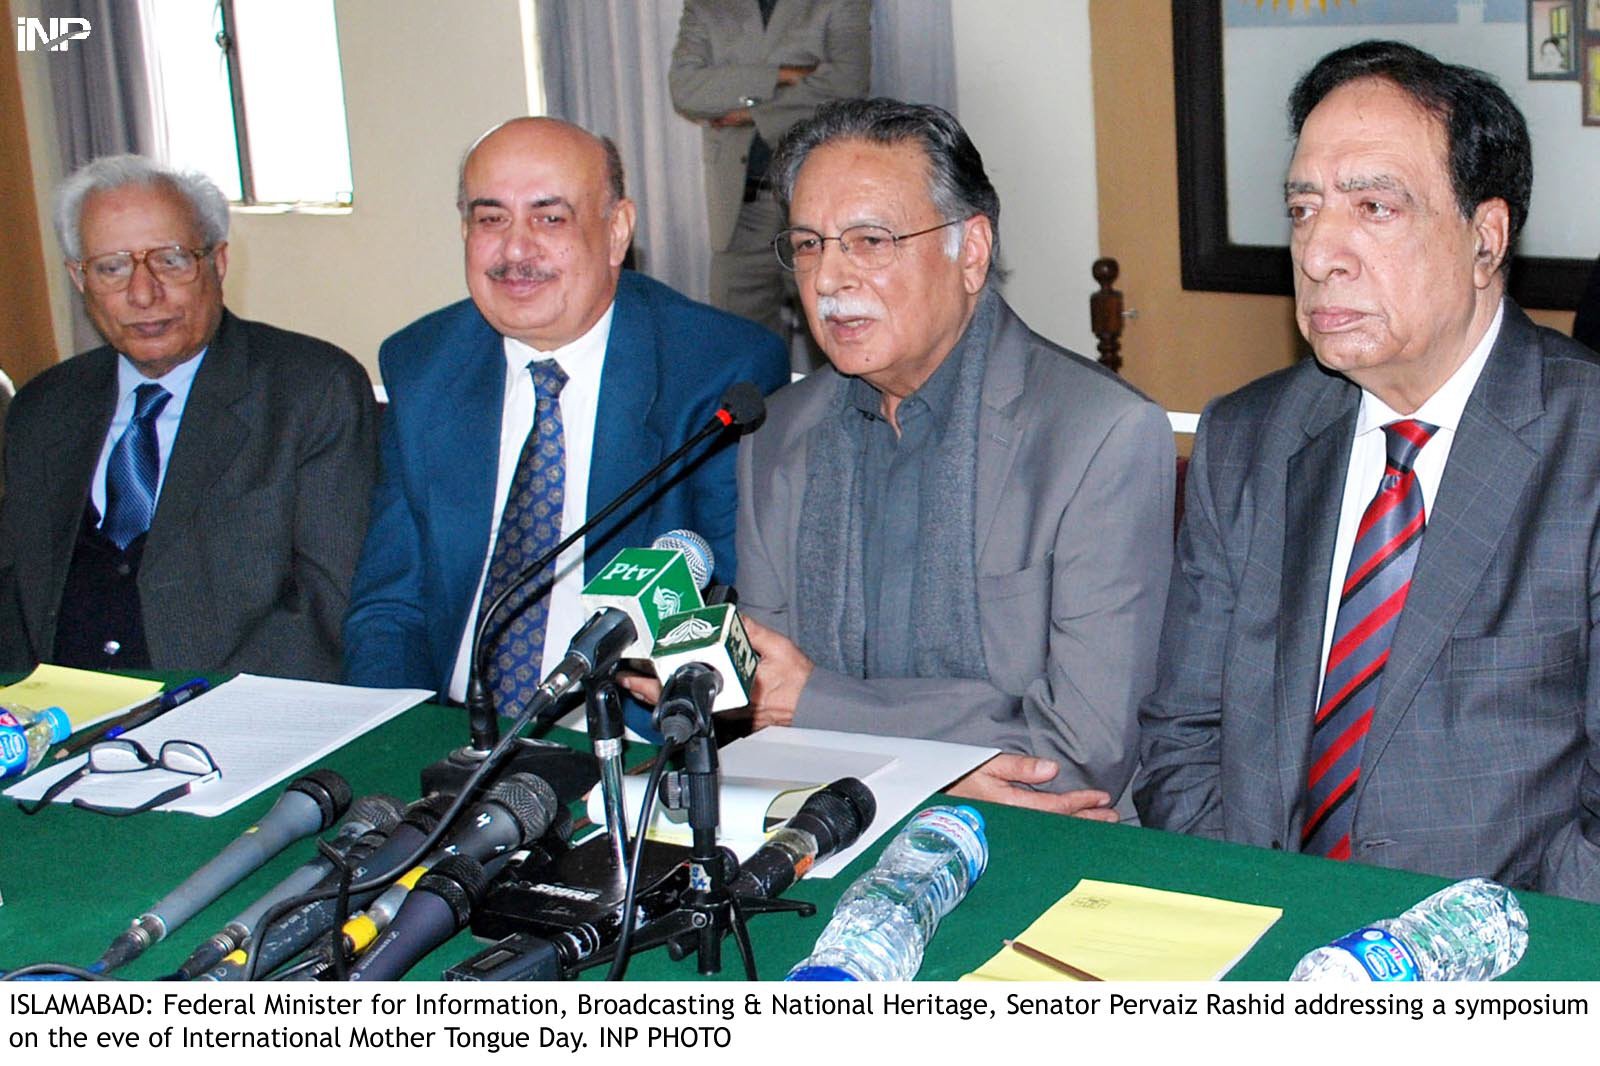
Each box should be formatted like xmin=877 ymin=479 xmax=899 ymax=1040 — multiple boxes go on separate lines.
xmin=343 ymin=117 xmax=788 ymax=710
xmin=726 ymin=99 xmax=1175 ymax=818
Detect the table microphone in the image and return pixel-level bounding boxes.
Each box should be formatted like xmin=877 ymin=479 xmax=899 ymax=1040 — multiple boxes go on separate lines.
xmin=96 ymin=770 xmax=351 ymax=972
xmin=347 ymin=855 xmax=488 ymax=981
xmin=731 ymin=777 xmax=877 ymax=900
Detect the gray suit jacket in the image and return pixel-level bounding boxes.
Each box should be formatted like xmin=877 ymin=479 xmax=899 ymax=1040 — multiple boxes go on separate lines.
xmin=737 ymin=297 xmax=1175 ymax=811
xmin=669 ymin=0 xmax=871 ymax=251
xmin=1137 ymin=301 xmax=1600 ymax=902
xmin=0 ymin=311 xmax=378 ymax=681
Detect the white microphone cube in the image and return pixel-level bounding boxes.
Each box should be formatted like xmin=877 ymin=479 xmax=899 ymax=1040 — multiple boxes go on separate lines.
xmin=650 ymin=603 xmax=758 ymax=712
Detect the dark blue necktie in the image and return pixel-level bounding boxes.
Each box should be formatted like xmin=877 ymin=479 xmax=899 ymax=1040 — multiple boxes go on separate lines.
xmin=102 ymin=383 xmax=172 ymax=550
xmin=479 ymin=360 xmax=568 ymax=714
xmin=1304 ymin=419 xmax=1437 ymax=860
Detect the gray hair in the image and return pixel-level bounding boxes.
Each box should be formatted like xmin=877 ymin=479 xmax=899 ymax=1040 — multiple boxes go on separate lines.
xmin=455 ymin=119 xmax=627 ymax=218
xmin=770 ymin=98 xmax=1002 ymax=265
xmin=54 ymin=154 xmax=230 ymax=261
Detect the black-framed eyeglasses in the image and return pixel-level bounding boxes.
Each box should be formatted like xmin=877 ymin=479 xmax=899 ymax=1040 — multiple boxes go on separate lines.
xmin=71 ymin=245 xmax=219 ymax=293
xmin=17 ymin=738 xmax=220 ymax=816
xmin=772 ymin=219 xmax=967 ymax=273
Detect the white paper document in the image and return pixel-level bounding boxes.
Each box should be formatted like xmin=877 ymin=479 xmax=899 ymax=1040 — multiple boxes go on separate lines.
xmin=585 ymin=726 xmax=996 ymax=878
xmin=5 ymin=675 xmax=432 ymax=817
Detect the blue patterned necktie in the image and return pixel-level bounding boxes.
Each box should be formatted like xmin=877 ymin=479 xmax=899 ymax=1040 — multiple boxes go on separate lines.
xmin=102 ymin=383 xmax=172 ymax=550
xmin=1304 ymin=418 xmax=1437 ymax=860
xmin=479 ymin=360 xmax=568 ymax=714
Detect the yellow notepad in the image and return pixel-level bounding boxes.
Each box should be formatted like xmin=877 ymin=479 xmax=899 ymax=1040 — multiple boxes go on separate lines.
xmin=964 ymin=879 xmax=1282 ymax=982
xmin=0 ymin=664 xmax=164 ymax=731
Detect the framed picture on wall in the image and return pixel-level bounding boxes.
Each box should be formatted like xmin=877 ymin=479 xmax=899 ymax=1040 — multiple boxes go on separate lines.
xmin=1586 ymin=44 xmax=1600 ymax=125
xmin=1172 ymin=2 xmax=1596 ymax=309
xmin=1530 ymin=0 xmax=1580 ymax=80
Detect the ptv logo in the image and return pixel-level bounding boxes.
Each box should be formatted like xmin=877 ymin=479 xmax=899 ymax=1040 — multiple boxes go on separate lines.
xmin=15 ymin=17 xmax=92 ymax=51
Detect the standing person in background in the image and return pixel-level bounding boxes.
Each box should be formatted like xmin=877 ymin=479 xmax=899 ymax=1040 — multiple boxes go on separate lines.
xmin=670 ymin=0 xmax=870 ymax=350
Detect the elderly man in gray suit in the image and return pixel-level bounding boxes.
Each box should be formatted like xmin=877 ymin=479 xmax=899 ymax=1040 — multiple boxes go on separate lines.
xmin=1138 ymin=41 xmax=1600 ymax=902
xmin=729 ymin=99 xmax=1174 ymax=816
xmin=0 ymin=156 xmax=376 ymax=681
xmin=669 ymin=0 xmax=870 ymax=337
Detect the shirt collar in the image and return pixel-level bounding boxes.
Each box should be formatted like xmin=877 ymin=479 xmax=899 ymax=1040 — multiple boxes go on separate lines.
xmin=1355 ymin=301 xmax=1503 ymax=436
xmin=503 ymin=302 xmax=616 ymax=374
xmin=115 ymin=347 xmax=207 ymax=405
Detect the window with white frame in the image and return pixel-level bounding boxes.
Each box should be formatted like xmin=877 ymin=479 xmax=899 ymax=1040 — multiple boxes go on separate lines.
xmin=141 ymin=0 xmax=354 ymax=208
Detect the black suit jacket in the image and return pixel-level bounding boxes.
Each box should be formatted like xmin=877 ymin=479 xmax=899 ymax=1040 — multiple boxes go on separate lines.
xmin=0 ymin=311 xmax=378 ymax=681
xmin=1574 ymin=255 xmax=1600 ymax=353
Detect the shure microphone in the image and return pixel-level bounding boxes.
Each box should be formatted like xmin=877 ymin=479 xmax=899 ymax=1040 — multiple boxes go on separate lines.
xmin=97 ymin=770 xmax=352 ymax=972
xmin=465 ymin=383 xmax=767 ymax=747
xmin=347 ymin=855 xmax=488 ymax=981
xmin=654 ymin=662 xmax=724 ymax=745
xmin=171 ymin=794 xmax=404 ymax=980
xmin=731 ymin=778 xmax=877 ymax=899
xmin=201 ymin=792 xmax=452 ymax=981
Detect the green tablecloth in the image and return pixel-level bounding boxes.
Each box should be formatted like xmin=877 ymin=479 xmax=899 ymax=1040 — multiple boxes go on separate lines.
xmin=3 ymin=693 xmax=1598 ymax=981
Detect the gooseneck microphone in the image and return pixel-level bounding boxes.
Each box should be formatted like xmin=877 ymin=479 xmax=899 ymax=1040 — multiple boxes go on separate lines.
xmin=97 ymin=770 xmax=352 ymax=972
xmin=464 ymin=382 xmax=768 ymax=747
xmin=347 ymin=855 xmax=488 ymax=981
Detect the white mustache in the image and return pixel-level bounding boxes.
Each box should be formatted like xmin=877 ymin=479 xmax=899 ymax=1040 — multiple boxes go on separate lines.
xmin=815 ymin=295 xmax=881 ymax=320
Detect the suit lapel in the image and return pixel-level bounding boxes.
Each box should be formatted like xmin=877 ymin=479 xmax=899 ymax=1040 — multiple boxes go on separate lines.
xmin=1275 ymin=375 xmax=1358 ymax=824
xmin=427 ymin=311 xmax=507 ymax=605
xmin=147 ymin=313 xmax=249 ymax=554
xmin=32 ymin=352 xmax=118 ymax=645
xmin=975 ymin=301 xmax=1026 ymax=557
xmin=588 ymin=275 xmax=662 ymax=576
xmin=1357 ymin=305 xmax=1544 ymax=786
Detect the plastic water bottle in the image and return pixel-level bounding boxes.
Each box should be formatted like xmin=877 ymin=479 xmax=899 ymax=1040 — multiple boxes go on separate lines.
xmin=787 ymin=805 xmax=987 ymax=981
xmin=1290 ymin=878 xmax=1528 ymax=981
xmin=0 ymin=704 xmax=71 ymax=781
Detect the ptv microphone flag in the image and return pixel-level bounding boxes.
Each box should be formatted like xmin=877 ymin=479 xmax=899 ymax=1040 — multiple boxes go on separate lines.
xmin=579 ymin=547 xmax=704 ymax=658
xmin=649 ymin=603 xmax=758 ymax=712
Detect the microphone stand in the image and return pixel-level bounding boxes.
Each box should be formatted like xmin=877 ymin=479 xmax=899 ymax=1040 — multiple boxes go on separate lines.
xmin=598 ymin=664 xmax=812 ymax=979
xmin=584 ymin=673 xmax=631 ymax=881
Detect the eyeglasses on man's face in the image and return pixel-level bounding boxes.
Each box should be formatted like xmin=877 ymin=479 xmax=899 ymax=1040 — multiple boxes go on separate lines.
xmin=772 ymin=219 xmax=966 ymax=273
xmin=72 ymin=245 xmax=219 ymax=293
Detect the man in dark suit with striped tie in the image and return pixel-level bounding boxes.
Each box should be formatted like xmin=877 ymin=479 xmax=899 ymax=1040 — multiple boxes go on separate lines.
xmin=0 ymin=156 xmax=377 ymax=680
xmin=1137 ymin=41 xmax=1600 ymax=903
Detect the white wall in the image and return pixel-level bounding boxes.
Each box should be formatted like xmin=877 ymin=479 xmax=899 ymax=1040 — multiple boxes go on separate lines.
xmin=224 ymin=0 xmax=530 ymax=373
xmin=21 ymin=0 xmax=1104 ymax=372
xmin=952 ymin=0 xmax=1100 ymax=356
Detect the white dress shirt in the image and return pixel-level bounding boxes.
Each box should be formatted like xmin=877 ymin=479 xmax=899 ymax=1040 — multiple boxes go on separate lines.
xmin=90 ymin=349 xmax=207 ymax=524
xmin=1316 ymin=304 xmax=1503 ymax=689
xmin=448 ymin=305 xmax=613 ymax=701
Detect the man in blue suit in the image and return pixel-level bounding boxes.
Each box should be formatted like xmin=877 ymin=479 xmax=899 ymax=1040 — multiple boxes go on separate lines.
xmin=344 ymin=117 xmax=788 ymax=708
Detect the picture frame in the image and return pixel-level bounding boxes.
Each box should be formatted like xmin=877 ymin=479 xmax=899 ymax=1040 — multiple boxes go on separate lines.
xmin=1586 ymin=43 xmax=1600 ymax=126
xmin=1171 ymin=3 xmax=1594 ymax=310
xmin=1529 ymin=0 xmax=1580 ymax=80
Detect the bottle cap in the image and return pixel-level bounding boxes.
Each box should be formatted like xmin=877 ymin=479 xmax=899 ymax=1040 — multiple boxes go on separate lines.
xmin=41 ymin=707 xmax=71 ymax=743
xmin=785 ymin=965 xmax=859 ymax=982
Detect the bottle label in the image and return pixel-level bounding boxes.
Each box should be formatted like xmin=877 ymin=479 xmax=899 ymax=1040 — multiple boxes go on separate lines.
xmin=1329 ymin=927 xmax=1422 ymax=981
xmin=0 ymin=710 xmax=21 ymax=728
xmin=913 ymin=807 xmax=988 ymax=883
xmin=0 ymin=725 xmax=30 ymax=779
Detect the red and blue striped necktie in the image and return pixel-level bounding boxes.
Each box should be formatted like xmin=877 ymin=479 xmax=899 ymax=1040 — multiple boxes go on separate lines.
xmin=1303 ymin=418 xmax=1437 ymax=860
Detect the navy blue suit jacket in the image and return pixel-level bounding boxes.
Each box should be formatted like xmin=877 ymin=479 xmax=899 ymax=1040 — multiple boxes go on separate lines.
xmin=343 ymin=270 xmax=788 ymax=694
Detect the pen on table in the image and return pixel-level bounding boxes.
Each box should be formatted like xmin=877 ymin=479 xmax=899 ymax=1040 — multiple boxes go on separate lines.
xmin=1003 ymin=938 xmax=1105 ymax=982
xmin=53 ymin=678 xmax=211 ymax=759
